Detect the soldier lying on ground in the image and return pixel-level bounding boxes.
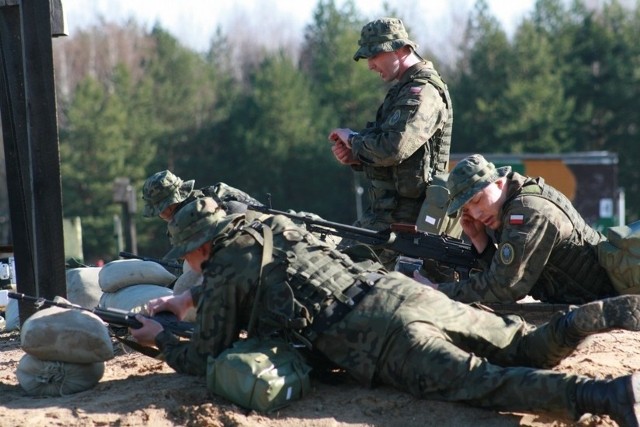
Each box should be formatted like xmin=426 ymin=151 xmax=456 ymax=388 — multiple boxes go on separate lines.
xmin=131 ymin=197 xmax=640 ymax=427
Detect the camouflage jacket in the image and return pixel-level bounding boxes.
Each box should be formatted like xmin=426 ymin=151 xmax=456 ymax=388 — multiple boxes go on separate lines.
xmin=438 ymin=172 xmax=615 ymax=304
xmin=350 ymin=60 xmax=452 ymax=227
xmin=155 ymin=213 xmax=434 ymax=385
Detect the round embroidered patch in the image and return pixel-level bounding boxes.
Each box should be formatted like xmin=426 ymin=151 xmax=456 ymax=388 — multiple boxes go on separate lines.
xmin=388 ymin=110 xmax=401 ymax=126
xmin=499 ymin=243 xmax=515 ymax=265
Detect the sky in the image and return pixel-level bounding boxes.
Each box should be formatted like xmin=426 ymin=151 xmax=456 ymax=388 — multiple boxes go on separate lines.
xmin=61 ymin=0 xmax=537 ymax=54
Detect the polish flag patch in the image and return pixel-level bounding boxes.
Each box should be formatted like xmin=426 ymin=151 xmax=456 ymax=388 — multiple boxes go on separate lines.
xmin=510 ymin=214 xmax=524 ymax=225
xmin=410 ymin=87 xmax=422 ymax=94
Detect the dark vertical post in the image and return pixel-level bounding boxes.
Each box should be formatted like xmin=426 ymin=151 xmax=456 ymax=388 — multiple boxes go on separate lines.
xmin=0 ymin=0 xmax=67 ymax=322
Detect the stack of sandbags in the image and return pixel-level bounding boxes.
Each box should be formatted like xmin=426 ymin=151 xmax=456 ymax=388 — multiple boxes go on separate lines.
xmin=17 ymin=302 xmax=114 ymax=396
xmin=98 ymin=259 xmax=175 ymax=312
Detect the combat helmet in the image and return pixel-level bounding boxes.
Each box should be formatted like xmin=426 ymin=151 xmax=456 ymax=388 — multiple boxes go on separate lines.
xmin=142 ymin=170 xmax=195 ymax=218
xmin=353 ymin=17 xmax=418 ymax=61
xmin=446 ymin=154 xmax=511 ymax=216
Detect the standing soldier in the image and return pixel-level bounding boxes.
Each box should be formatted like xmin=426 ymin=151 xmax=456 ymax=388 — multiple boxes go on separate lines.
xmin=328 ymin=17 xmax=457 ymax=269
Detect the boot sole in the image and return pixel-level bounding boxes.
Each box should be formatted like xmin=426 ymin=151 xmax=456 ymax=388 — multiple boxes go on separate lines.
xmin=573 ymin=295 xmax=640 ymax=333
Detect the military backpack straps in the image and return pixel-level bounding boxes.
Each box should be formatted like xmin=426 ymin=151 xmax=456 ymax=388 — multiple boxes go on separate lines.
xmin=206 ymin=218 xmax=312 ymax=413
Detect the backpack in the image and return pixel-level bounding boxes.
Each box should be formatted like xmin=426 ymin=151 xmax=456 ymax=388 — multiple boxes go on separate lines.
xmin=597 ymin=220 xmax=640 ymax=294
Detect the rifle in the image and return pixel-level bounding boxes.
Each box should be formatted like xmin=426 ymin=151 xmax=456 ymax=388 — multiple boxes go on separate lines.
xmin=5 ymin=291 xmax=193 ymax=339
xmin=119 ymin=251 xmax=183 ymax=274
xmin=247 ymin=205 xmax=480 ymax=279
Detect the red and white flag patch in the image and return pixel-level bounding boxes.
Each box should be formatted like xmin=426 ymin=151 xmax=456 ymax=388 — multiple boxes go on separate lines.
xmin=410 ymin=87 xmax=422 ymax=94
xmin=510 ymin=214 xmax=524 ymax=225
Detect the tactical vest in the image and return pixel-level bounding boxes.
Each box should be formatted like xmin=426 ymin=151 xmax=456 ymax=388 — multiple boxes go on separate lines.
xmin=511 ymin=176 xmax=613 ymax=302
xmin=363 ymin=62 xmax=453 ymax=223
xmin=212 ymin=214 xmax=380 ymax=344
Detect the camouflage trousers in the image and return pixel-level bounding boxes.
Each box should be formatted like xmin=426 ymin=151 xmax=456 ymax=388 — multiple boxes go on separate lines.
xmin=377 ymin=284 xmax=585 ymax=416
xmin=315 ymin=273 xmax=586 ymax=418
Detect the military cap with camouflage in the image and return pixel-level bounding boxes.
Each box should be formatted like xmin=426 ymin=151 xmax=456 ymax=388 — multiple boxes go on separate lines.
xmin=353 ymin=17 xmax=418 ymax=61
xmin=142 ymin=170 xmax=195 ymax=218
xmin=446 ymin=154 xmax=511 ymax=216
xmin=164 ymin=197 xmax=226 ymax=260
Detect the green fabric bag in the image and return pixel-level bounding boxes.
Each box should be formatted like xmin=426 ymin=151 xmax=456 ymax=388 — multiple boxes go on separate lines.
xmin=206 ymin=338 xmax=312 ymax=413
xmin=598 ymin=220 xmax=640 ymax=294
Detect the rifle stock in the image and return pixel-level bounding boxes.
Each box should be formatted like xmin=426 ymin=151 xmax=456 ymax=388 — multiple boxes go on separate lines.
xmin=247 ymin=205 xmax=479 ymax=278
xmin=7 ymin=291 xmax=193 ymax=338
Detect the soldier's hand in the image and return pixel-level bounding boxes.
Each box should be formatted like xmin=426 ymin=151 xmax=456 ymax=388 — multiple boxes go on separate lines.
xmin=130 ymin=315 xmax=164 ymax=347
xmin=146 ymin=292 xmax=194 ymax=320
xmin=332 ymin=140 xmax=360 ymax=165
xmin=413 ymin=270 xmax=438 ymax=290
xmin=460 ymin=212 xmax=489 ymax=253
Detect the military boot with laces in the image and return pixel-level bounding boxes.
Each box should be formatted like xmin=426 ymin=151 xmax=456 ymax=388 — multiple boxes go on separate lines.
xmin=563 ymin=295 xmax=640 ymax=343
xmin=576 ymin=373 xmax=640 ymax=427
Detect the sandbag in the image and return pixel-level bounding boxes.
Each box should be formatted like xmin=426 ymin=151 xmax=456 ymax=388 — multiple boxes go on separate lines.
xmin=172 ymin=264 xmax=201 ymax=322
xmin=598 ymin=220 xmax=640 ymax=294
xmin=17 ymin=354 xmax=104 ymax=396
xmin=66 ymin=267 xmax=103 ymax=308
xmin=99 ymin=259 xmax=176 ymax=292
xmin=21 ymin=304 xmax=114 ymax=363
xmin=99 ymin=284 xmax=173 ymax=312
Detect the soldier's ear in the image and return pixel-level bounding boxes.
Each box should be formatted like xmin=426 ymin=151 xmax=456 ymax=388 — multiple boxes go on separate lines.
xmin=494 ymin=177 xmax=507 ymax=190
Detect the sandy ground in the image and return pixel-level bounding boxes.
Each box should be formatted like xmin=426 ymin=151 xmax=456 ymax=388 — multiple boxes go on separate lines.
xmin=1 ymin=309 xmax=638 ymax=427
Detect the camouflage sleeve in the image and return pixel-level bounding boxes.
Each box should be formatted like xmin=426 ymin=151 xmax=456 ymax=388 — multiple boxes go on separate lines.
xmin=437 ymin=198 xmax=565 ymax=303
xmin=350 ymin=83 xmax=447 ymax=167
xmin=158 ymin=240 xmax=261 ymax=376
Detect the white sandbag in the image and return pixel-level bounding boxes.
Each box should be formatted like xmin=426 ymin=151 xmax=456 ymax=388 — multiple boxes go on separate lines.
xmin=173 ymin=265 xmax=203 ymax=295
xmin=99 ymin=259 xmax=176 ymax=292
xmin=21 ymin=305 xmax=114 ymax=363
xmin=99 ymin=284 xmax=173 ymax=312
xmin=4 ymin=296 xmax=19 ymax=331
xmin=66 ymin=267 xmax=103 ymax=308
xmin=17 ymin=354 xmax=104 ymax=396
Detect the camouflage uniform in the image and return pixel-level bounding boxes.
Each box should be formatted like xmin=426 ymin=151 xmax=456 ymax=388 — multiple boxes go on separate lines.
xmin=350 ymin=19 xmax=452 ymax=231
xmin=153 ymin=197 xmax=625 ymax=419
xmin=338 ymin=18 xmax=454 ymax=270
xmin=439 ymin=155 xmax=616 ymax=304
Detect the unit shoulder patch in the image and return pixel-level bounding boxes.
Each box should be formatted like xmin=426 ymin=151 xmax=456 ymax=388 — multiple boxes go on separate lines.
xmin=498 ymin=242 xmax=515 ymax=265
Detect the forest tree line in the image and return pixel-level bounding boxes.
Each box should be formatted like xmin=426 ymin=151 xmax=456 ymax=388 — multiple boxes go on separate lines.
xmin=3 ymin=0 xmax=639 ymax=263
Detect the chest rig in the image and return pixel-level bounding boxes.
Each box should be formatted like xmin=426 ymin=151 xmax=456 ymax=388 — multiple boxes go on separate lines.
xmin=222 ymin=214 xmax=382 ymax=346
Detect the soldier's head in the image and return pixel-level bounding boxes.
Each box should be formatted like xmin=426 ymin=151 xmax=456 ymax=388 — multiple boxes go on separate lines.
xmin=142 ymin=170 xmax=195 ymax=220
xmin=353 ymin=17 xmax=418 ymax=62
xmin=164 ymin=197 xmax=226 ymax=271
xmin=446 ymin=154 xmax=511 ymax=229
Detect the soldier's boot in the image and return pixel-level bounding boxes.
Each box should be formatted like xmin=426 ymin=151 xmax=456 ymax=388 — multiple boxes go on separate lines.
xmin=564 ymin=295 xmax=640 ymax=343
xmin=576 ymin=373 xmax=640 ymax=427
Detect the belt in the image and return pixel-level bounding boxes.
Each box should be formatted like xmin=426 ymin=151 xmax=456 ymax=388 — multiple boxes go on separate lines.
xmin=308 ymin=272 xmax=383 ymax=337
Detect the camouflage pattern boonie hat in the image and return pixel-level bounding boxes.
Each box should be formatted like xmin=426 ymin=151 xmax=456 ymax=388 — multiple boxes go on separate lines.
xmin=164 ymin=197 xmax=226 ymax=260
xmin=353 ymin=17 xmax=418 ymax=61
xmin=142 ymin=170 xmax=195 ymax=218
xmin=446 ymin=154 xmax=511 ymax=216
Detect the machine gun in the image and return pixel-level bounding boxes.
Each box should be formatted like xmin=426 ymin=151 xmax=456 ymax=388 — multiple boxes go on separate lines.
xmin=4 ymin=291 xmax=193 ymax=339
xmin=247 ymin=205 xmax=480 ymax=279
